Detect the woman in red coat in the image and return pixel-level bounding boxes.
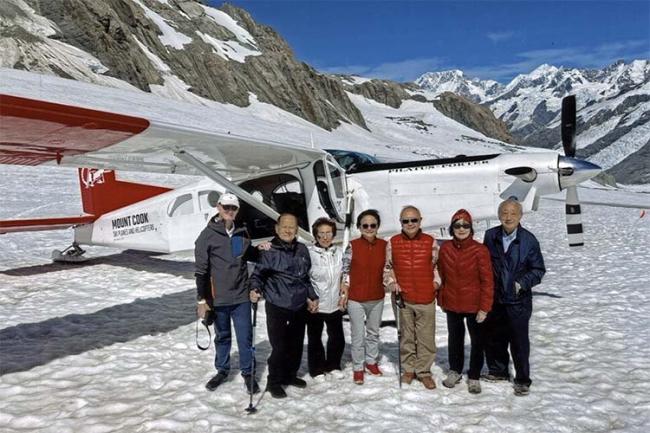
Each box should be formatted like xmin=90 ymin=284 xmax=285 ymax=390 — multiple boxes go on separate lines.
xmin=437 ymin=209 xmax=494 ymax=394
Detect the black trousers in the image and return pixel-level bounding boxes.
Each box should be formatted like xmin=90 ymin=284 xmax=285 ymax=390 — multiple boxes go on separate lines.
xmin=306 ymin=310 xmax=345 ymax=376
xmin=265 ymin=301 xmax=307 ymax=386
xmin=446 ymin=311 xmax=485 ymax=380
xmin=484 ymin=301 xmax=532 ymax=386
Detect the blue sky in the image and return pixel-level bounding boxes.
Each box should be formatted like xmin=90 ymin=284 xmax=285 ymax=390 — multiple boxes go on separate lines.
xmin=216 ymin=1 xmax=649 ymax=83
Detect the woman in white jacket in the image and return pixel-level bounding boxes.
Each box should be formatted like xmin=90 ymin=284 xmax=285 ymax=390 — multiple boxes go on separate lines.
xmin=306 ymin=217 xmax=346 ymax=378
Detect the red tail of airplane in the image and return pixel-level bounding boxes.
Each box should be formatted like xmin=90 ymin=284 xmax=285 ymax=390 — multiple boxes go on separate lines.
xmin=78 ymin=169 xmax=170 ymax=216
xmin=0 ymin=169 xmax=170 ymax=234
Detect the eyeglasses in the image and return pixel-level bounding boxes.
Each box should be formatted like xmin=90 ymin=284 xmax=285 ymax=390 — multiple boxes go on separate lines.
xmin=317 ymin=232 xmax=333 ymax=238
xmin=221 ymin=205 xmax=239 ymax=211
xmin=361 ymin=223 xmax=378 ymax=229
xmin=401 ymin=218 xmax=420 ymax=225
xmin=453 ymin=223 xmax=472 ymax=229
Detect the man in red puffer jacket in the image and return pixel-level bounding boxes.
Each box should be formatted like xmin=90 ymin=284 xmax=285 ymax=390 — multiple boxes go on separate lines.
xmin=437 ymin=209 xmax=494 ymax=394
xmin=385 ymin=205 xmax=440 ymax=390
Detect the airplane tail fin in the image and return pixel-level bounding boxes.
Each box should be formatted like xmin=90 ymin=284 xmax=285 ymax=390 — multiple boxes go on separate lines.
xmin=78 ymin=168 xmax=171 ymax=216
xmin=0 ymin=169 xmax=172 ymax=234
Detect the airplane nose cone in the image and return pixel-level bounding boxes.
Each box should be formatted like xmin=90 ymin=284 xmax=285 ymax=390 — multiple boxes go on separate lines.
xmin=558 ymin=156 xmax=602 ymax=189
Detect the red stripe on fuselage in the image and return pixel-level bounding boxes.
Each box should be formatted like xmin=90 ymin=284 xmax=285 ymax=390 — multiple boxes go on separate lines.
xmin=0 ymin=94 xmax=150 ymax=165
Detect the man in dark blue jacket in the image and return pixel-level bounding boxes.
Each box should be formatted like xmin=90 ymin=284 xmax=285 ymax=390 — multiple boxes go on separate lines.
xmin=195 ymin=193 xmax=261 ymax=394
xmin=249 ymin=213 xmax=319 ymax=399
xmin=483 ymin=198 xmax=546 ymax=396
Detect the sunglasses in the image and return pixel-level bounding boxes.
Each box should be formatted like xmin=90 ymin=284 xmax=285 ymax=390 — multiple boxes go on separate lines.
xmin=401 ymin=218 xmax=420 ymax=225
xmin=453 ymin=223 xmax=472 ymax=229
xmin=361 ymin=223 xmax=378 ymax=229
xmin=221 ymin=205 xmax=239 ymax=211
xmin=317 ymin=232 xmax=333 ymax=237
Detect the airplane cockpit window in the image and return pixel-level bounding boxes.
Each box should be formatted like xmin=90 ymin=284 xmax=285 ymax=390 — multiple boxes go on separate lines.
xmin=324 ymin=149 xmax=379 ymax=172
xmin=167 ymin=193 xmax=194 ymax=217
xmin=199 ymin=190 xmax=220 ymax=211
xmin=239 ymin=173 xmax=308 ymax=238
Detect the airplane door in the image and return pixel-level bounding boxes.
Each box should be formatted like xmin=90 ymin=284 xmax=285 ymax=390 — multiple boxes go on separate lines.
xmin=166 ymin=192 xmax=205 ymax=251
xmin=312 ymin=159 xmax=346 ymax=223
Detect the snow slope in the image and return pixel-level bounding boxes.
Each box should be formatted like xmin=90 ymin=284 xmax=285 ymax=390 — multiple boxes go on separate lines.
xmin=1 ymin=164 xmax=649 ymax=433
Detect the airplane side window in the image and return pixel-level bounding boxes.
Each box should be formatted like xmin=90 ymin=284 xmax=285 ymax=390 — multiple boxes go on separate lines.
xmin=167 ymin=193 xmax=194 ymax=217
xmin=327 ymin=163 xmax=345 ymax=200
xmin=199 ymin=190 xmax=220 ymax=211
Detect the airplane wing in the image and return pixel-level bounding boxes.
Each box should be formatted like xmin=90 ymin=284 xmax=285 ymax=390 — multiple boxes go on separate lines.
xmin=0 ymin=93 xmax=326 ymax=181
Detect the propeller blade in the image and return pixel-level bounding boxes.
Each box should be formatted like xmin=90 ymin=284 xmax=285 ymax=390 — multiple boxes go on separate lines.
xmin=561 ymin=95 xmax=577 ymax=157
xmin=565 ymin=186 xmax=584 ymax=247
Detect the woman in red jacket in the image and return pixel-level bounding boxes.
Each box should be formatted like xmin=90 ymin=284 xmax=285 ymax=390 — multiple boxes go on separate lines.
xmin=437 ymin=209 xmax=494 ymax=394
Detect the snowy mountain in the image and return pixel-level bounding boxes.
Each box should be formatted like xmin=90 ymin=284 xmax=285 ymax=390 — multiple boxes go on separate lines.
xmin=415 ymin=69 xmax=504 ymax=103
xmin=416 ymin=61 xmax=650 ymax=184
xmin=0 ymin=0 xmax=517 ymax=159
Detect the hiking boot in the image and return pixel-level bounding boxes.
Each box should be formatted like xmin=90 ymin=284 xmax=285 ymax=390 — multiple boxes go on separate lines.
xmin=482 ymin=373 xmax=510 ymax=382
xmin=365 ymin=363 xmax=383 ymax=376
xmin=266 ymin=383 xmax=287 ymax=399
xmin=442 ymin=371 xmax=462 ymax=388
xmin=242 ymin=374 xmax=260 ymax=394
xmin=353 ymin=370 xmax=364 ymax=385
xmin=205 ymin=371 xmax=228 ymax=391
xmin=513 ymin=383 xmax=530 ymax=396
xmin=468 ymin=379 xmax=482 ymax=394
xmin=286 ymin=377 xmax=307 ymax=388
xmin=419 ymin=375 xmax=436 ymax=390
xmin=401 ymin=372 xmax=416 ymax=385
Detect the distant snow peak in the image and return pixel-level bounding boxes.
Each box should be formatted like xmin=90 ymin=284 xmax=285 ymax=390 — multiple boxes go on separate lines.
xmin=415 ymin=70 xmax=504 ymax=103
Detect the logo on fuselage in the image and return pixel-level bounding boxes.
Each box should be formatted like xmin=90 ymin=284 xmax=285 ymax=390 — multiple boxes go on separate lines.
xmin=81 ymin=168 xmax=107 ymax=188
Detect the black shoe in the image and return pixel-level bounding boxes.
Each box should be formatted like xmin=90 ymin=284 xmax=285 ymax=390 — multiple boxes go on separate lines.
xmin=286 ymin=377 xmax=307 ymax=388
xmin=243 ymin=374 xmax=260 ymax=394
xmin=266 ymin=383 xmax=287 ymax=399
xmin=205 ymin=372 xmax=228 ymax=391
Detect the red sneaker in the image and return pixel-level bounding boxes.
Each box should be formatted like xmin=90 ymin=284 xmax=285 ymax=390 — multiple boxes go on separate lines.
xmin=353 ymin=370 xmax=364 ymax=385
xmin=365 ymin=363 xmax=383 ymax=376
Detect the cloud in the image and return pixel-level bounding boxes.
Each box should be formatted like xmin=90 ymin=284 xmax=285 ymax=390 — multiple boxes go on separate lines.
xmin=486 ymin=31 xmax=514 ymax=43
xmin=465 ymin=39 xmax=649 ymax=83
xmin=319 ymin=57 xmax=448 ymax=82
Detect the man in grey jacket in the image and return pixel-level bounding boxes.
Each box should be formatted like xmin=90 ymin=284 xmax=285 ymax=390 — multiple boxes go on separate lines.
xmin=195 ymin=193 xmax=260 ymax=394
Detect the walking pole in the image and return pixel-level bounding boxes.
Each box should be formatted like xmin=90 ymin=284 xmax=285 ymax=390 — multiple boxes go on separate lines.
xmin=245 ymin=301 xmax=258 ymax=414
xmin=395 ymin=292 xmax=405 ymax=389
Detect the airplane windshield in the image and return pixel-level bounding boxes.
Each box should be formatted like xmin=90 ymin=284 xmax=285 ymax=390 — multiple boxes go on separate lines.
xmin=324 ymin=149 xmax=379 ymax=171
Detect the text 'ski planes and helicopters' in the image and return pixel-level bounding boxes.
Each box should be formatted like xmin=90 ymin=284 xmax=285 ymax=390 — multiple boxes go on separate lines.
xmin=0 ymin=71 xmax=602 ymax=262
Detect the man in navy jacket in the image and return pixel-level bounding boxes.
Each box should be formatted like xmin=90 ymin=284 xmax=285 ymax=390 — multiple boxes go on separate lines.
xmin=249 ymin=213 xmax=319 ymax=399
xmin=483 ymin=198 xmax=546 ymax=396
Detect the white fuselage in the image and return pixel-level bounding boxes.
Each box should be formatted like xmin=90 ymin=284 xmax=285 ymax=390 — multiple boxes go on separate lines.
xmin=73 ymin=152 xmax=564 ymax=252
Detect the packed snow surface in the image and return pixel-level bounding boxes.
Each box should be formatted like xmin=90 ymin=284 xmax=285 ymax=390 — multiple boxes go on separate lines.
xmin=1 ymin=165 xmax=649 ymax=433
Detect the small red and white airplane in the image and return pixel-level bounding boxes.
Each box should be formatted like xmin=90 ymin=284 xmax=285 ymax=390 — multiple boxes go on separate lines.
xmin=0 ymin=73 xmax=601 ymax=261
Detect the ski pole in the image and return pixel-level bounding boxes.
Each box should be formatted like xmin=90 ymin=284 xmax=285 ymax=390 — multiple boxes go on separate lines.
xmin=395 ymin=292 xmax=405 ymax=389
xmin=246 ymin=301 xmax=258 ymax=414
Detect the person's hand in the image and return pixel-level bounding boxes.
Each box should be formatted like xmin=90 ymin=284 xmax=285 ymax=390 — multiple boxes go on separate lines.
xmin=338 ymin=284 xmax=349 ymax=310
xmin=307 ymin=298 xmax=319 ymax=314
xmin=257 ymin=241 xmax=272 ymax=251
xmin=476 ymin=310 xmax=488 ymax=323
xmin=197 ymin=301 xmax=211 ymax=319
xmin=391 ymin=282 xmax=401 ymax=293
xmin=250 ymin=290 xmax=262 ymax=303
xmin=515 ymin=281 xmax=523 ymax=296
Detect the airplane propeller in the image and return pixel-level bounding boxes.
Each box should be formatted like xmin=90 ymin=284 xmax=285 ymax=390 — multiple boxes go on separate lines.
xmin=560 ymin=95 xmax=590 ymax=247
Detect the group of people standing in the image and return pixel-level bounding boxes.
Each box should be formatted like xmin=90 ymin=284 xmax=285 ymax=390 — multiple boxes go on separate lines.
xmin=194 ymin=193 xmax=545 ymax=400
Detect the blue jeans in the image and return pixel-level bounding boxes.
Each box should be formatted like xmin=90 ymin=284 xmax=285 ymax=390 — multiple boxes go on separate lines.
xmin=213 ymin=301 xmax=253 ymax=375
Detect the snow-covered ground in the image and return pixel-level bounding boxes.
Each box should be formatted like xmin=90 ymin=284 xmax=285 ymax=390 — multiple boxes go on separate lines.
xmin=1 ymin=165 xmax=649 ymax=433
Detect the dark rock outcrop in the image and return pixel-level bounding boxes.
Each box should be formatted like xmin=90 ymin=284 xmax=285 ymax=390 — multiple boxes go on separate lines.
xmin=433 ymin=92 xmax=513 ymax=143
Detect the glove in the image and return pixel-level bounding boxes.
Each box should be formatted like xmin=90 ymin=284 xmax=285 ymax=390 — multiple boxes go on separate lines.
xmin=476 ymin=310 xmax=487 ymax=323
